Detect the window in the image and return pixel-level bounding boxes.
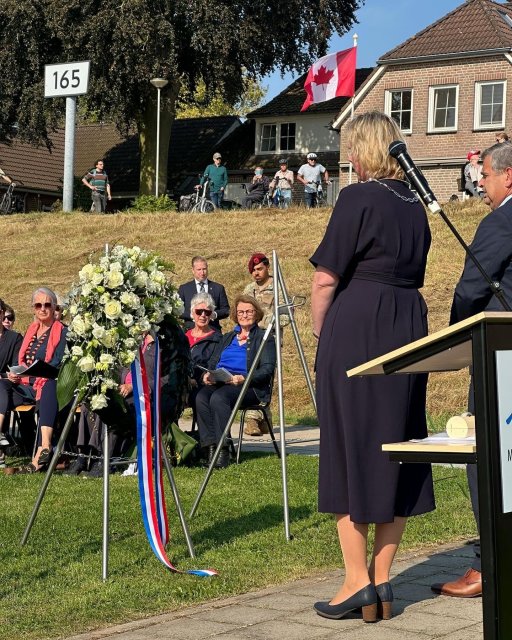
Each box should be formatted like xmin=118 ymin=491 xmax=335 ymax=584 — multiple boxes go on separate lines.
xmin=385 ymin=90 xmax=413 ymax=132
xmin=260 ymin=122 xmax=296 ymax=153
xmin=475 ymin=81 xmax=506 ymax=129
xmin=260 ymin=124 xmax=277 ymax=152
xmin=280 ymin=123 xmax=296 ymax=151
xmin=428 ymin=85 xmax=459 ymax=132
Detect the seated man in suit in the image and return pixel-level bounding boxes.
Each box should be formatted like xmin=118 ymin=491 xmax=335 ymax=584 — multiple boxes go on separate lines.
xmin=178 ymin=256 xmax=230 ymax=331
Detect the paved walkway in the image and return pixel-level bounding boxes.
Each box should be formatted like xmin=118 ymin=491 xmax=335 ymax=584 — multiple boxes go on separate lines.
xmin=65 ymin=542 xmax=482 ymax=640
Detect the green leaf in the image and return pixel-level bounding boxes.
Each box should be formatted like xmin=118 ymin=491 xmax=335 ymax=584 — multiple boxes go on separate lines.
xmin=57 ymin=359 xmax=85 ymax=409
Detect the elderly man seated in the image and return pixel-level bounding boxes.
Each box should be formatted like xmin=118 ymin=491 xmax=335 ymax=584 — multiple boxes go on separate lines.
xmin=241 ymin=167 xmax=270 ymax=209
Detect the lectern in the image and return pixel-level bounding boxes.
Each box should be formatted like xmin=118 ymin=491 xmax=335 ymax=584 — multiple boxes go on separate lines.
xmin=347 ymin=312 xmax=512 ymax=640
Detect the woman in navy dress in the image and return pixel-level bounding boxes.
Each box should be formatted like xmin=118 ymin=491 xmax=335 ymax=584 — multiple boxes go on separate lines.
xmin=310 ymin=112 xmax=435 ymax=622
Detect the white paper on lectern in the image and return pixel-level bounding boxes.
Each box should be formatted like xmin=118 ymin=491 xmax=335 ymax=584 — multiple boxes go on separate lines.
xmin=495 ymin=351 xmax=512 ymax=514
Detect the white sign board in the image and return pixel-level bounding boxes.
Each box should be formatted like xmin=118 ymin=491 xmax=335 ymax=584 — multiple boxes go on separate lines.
xmin=495 ymin=350 xmax=512 ymax=513
xmin=44 ymin=61 xmax=90 ymax=98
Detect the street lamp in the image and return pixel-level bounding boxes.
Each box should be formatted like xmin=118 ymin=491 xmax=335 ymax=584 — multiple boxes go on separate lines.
xmin=150 ymin=77 xmax=169 ymax=197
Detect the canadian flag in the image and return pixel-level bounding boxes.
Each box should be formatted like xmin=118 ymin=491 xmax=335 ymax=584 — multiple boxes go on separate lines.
xmin=301 ymin=47 xmax=357 ymax=112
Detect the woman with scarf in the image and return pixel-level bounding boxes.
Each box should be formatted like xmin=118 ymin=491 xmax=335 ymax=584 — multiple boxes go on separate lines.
xmin=0 ymin=287 xmax=67 ymax=472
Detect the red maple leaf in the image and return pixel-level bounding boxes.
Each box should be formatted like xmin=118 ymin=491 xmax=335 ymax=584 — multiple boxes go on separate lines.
xmin=313 ymin=65 xmax=334 ymax=87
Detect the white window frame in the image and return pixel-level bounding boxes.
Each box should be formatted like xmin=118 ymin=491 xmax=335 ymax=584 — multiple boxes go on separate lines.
xmin=384 ymin=89 xmax=413 ymax=133
xmin=259 ymin=122 xmax=296 ymax=154
xmin=474 ymin=80 xmax=506 ymax=130
xmin=279 ymin=122 xmax=296 ymax=152
xmin=428 ymin=84 xmax=459 ymax=133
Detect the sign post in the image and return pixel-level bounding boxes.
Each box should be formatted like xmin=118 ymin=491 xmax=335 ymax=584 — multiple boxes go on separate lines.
xmin=44 ymin=61 xmax=90 ymax=212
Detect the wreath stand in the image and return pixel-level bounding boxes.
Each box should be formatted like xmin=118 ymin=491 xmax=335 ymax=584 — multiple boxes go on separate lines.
xmin=20 ymin=389 xmax=196 ymax=580
xmin=190 ymin=250 xmax=317 ymax=540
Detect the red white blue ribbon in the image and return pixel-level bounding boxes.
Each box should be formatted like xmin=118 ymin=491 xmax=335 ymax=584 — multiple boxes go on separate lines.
xmin=132 ymin=340 xmax=217 ymax=577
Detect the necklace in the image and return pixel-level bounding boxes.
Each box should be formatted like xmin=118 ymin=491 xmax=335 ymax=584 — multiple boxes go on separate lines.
xmin=365 ymin=178 xmax=419 ymax=203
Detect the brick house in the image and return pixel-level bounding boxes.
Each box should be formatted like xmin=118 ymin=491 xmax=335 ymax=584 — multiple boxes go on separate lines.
xmin=333 ymin=0 xmax=512 ymax=202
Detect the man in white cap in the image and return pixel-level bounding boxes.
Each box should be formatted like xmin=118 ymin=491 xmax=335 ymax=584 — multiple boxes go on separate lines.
xmin=197 ymin=152 xmax=228 ymax=209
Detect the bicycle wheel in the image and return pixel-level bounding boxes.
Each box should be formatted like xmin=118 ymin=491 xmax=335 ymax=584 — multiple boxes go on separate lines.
xmin=0 ymin=192 xmax=11 ymax=215
xmin=200 ymin=199 xmax=215 ymax=213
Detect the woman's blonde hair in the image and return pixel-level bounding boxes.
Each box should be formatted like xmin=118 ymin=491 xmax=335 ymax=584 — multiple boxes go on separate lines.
xmin=345 ymin=111 xmax=405 ymax=181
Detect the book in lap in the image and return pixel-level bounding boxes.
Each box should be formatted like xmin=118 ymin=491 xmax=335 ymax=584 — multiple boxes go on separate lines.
xmin=9 ymin=360 xmax=59 ymax=379
xmin=197 ymin=365 xmax=233 ymax=383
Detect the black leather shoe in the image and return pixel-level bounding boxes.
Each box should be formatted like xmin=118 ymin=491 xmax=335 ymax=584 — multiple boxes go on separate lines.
xmin=38 ymin=448 xmax=52 ymax=466
xmin=314 ymin=584 xmax=378 ymax=622
xmin=207 ymin=444 xmax=216 ymax=465
xmin=215 ymin=446 xmax=230 ymax=469
xmin=376 ymin=582 xmax=393 ymax=619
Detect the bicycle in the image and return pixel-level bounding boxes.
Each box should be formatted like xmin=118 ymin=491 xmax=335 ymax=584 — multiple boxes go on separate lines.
xmin=0 ymin=177 xmax=23 ymax=215
xmin=270 ymin=176 xmax=292 ymax=209
xmin=313 ymin=180 xmax=332 ymax=207
xmin=190 ymin=180 xmax=215 ymax=213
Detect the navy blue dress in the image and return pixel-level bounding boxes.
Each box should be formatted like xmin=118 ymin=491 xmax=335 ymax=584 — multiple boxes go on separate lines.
xmin=311 ymin=179 xmax=435 ymax=523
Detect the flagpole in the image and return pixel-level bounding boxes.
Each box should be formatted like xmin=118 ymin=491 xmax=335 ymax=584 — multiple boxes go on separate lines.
xmin=348 ymin=33 xmax=358 ymax=187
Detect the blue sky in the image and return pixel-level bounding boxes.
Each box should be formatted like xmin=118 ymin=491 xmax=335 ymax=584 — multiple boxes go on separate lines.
xmin=263 ymin=0 xmax=463 ymax=100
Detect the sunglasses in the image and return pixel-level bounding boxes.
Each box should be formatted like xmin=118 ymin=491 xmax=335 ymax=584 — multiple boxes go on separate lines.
xmin=194 ymin=308 xmax=212 ymax=317
xmin=4 ymin=315 xmax=14 ymax=321
xmin=33 ymin=302 xmax=53 ymax=310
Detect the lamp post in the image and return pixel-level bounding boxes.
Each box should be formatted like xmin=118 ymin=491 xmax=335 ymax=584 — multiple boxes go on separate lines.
xmin=150 ymin=77 xmax=169 ymax=197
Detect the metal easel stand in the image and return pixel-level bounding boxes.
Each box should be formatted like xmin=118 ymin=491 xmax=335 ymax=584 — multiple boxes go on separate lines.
xmin=190 ymin=252 xmax=317 ymax=540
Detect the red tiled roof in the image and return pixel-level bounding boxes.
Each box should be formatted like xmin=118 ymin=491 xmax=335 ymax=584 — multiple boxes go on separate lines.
xmin=380 ymin=0 xmax=512 ymax=62
xmin=247 ymin=68 xmax=373 ymax=117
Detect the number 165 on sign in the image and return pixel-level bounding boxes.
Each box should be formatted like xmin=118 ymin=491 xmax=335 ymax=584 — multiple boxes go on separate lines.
xmin=44 ymin=61 xmax=90 ymax=98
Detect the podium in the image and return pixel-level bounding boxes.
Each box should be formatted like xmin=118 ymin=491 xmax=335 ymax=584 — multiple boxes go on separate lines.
xmin=347 ymin=312 xmax=512 ymax=640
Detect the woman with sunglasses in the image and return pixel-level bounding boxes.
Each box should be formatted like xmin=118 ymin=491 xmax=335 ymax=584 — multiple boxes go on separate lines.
xmin=0 ymin=287 xmax=67 ymax=471
xmin=2 ymin=304 xmax=15 ymax=331
xmin=195 ymin=294 xmax=276 ymax=468
xmin=0 ymin=298 xmax=23 ymax=449
xmin=186 ymin=293 xmax=222 ymax=390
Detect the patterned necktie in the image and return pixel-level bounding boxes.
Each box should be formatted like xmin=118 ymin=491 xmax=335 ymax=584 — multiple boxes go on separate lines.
xmin=199 ymin=282 xmax=205 ymax=292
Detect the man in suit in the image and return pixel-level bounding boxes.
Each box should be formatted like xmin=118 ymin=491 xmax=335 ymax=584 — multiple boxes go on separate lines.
xmin=432 ymin=141 xmax=512 ymax=598
xmin=178 ymin=256 xmax=230 ymax=331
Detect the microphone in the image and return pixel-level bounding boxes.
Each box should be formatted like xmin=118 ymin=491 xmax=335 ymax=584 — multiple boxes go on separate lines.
xmin=388 ymin=141 xmax=441 ymax=213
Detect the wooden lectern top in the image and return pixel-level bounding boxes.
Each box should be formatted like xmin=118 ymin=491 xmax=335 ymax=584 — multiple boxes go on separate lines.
xmin=347 ymin=311 xmax=512 ymax=377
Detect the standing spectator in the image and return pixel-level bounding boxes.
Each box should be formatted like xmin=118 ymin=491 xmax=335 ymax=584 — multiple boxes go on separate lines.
xmin=198 ymin=152 xmax=227 ymax=209
xmin=0 ymin=167 xmax=12 ymax=184
xmin=241 ymin=167 xmax=270 ymax=209
xmin=178 ymin=256 xmax=230 ymax=331
xmin=2 ymin=304 xmax=15 ymax=331
xmin=269 ymin=159 xmax=294 ymax=208
xmin=464 ymin=150 xmax=483 ymax=198
xmin=495 ymin=132 xmax=509 ymax=143
xmin=82 ymin=159 xmax=112 ymax=213
xmin=297 ymin=153 xmax=329 ymax=208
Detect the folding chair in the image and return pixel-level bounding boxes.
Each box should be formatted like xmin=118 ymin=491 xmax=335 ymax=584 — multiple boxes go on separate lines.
xmin=235 ymin=382 xmax=280 ymax=464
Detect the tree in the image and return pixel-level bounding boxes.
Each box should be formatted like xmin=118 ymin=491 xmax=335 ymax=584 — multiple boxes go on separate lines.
xmin=0 ymin=0 xmax=363 ymax=195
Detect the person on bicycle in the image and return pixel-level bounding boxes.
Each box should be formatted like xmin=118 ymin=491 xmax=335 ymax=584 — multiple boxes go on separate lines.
xmin=297 ymin=152 xmax=329 ymax=208
xmin=269 ymin=159 xmax=294 ymax=208
xmin=197 ymin=152 xmax=228 ymax=209
xmin=241 ymin=167 xmax=270 ymax=209
xmin=0 ymin=168 xmax=12 ymax=184
xmin=82 ymin=159 xmax=112 ymax=213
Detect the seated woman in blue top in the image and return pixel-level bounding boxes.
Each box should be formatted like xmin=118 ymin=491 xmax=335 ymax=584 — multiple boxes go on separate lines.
xmin=196 ymin=294 xmax=276 ymax=468
xmin=0 ymin=287 xmax=67 ymax=472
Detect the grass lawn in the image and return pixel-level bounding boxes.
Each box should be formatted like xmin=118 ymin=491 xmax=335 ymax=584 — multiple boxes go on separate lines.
xmin=1 ymin=454 xmax=475 ymax=640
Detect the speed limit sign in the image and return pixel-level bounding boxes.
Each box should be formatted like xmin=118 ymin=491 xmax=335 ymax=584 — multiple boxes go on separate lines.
xmin=44 ymin=61 xmax=90 ymax=98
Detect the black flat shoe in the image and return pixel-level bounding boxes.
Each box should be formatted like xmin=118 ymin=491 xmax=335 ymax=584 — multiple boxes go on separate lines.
xmin=38 ymin=448 xmax=52 ymax=466
xmin=215 ymin=446 xmax=230 ymax=469
xmin=375 ymin=582 xmax=393 ymax=619
xmin=314 ymin=584 xmax=378 ymax=622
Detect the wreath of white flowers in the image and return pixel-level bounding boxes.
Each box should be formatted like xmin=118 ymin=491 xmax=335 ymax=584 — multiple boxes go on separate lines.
xmin=62 ymin=245 xmax=184 ymax=411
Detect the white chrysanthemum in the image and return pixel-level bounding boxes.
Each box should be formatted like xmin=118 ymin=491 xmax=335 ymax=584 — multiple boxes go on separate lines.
xmin=122 ymin=313 xmax=134 ymax=327
xmin=90 ymin=393 xmax=108 ymax=411
xmin=81 ymin=283 xmax=93 ymax=297
xmin=77 ymin=355 xmax=95 ymax=372
xmin=124 ymin=337 xmax=137 ymax=349
xmin=71 ymin=345 xmax=83 ymax=357
xmin=133 ymin=270 xmax=149 ymax=287
xmin=68 ymin=304 xmax=78 ymax=317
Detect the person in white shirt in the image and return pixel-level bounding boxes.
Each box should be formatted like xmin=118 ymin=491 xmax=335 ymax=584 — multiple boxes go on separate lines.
xmin=297 ymin=152 xmax=329 ymax=208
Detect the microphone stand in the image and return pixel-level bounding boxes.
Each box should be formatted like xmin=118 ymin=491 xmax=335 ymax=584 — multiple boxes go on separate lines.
xmin=389 ymin=142 xmax=511 ymax=312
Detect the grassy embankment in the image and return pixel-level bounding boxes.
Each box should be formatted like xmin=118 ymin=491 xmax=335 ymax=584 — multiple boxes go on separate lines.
xmin=0 ymin=200 xmax=484 ymax=639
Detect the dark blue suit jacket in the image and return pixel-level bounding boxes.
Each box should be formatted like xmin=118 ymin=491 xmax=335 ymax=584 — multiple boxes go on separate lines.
xmin=178 ymin=279 xmax=230 ymax=330
xmin=450 ymin=197 xmax=512 ymax=323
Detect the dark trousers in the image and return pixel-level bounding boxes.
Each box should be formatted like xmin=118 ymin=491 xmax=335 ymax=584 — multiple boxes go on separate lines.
xmin=0 ymin=378 xmax=58 ymax=426
xmin=195 ymin=384 xmax=259 ymax=447
xmin=467 ymin=378 xmax=481 ymax=571
xmin=304 ymin=192 xmax=317 ymax=208
xmin=241 ymin=194 xmax=262 ymax=209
